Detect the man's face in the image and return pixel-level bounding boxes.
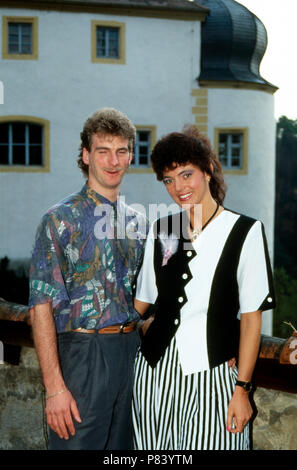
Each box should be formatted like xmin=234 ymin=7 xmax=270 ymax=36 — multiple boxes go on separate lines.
xmin=82 ymin=133 xmax=132 ymax=200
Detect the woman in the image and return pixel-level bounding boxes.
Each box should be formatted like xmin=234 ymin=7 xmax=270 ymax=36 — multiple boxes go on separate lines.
xmin=132 ymin=126 xmax=275 ymax=450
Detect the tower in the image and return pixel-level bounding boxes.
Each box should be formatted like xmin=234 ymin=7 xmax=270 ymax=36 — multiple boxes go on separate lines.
xmin=193 ymin=0 xmax=277 ymax=334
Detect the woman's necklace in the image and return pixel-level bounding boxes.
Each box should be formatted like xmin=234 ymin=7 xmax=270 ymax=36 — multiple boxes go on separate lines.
xmin=191 ymin=202 xmax=220 ymax=241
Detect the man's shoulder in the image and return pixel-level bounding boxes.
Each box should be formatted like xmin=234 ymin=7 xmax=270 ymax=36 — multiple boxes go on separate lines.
xmin=41 ymin=187 xmax=86 ymax=225
xmin=118 ymin=198 xmax=149 ymax=239
xmin=119 ymin=198 xmax=148 ymax=225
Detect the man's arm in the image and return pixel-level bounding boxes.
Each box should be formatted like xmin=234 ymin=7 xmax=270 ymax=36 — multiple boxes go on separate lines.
xmin=30 ymin=303 xmax=81 ymax=440
xmin=134 ymin=299 xmax=155 ymax=336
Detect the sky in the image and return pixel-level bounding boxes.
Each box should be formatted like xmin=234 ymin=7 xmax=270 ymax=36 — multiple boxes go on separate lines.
xmin=236 ymin=0 xmax=297 ymax=120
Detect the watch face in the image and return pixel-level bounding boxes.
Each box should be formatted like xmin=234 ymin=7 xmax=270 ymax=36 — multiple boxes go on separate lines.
xmin=245 ymin=382 xmax=252 ymax=392
xmin=236 ymin=380 xmax=252 ymax=392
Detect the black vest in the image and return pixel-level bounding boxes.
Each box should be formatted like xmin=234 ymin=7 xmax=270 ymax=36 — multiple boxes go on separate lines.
xmin=140 ymin=211 xmax=274 ymax=369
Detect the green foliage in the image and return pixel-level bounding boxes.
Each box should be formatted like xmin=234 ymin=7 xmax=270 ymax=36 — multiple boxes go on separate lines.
xmin=0 ymin=256 xmax=29 ymax=305
xmin=273 ymin=116 xmax=297 ymax=338
xmin=275 ymin=116 xmax=297 ymax=278
xmin=273 ymin=267 xmax=297 ymax=338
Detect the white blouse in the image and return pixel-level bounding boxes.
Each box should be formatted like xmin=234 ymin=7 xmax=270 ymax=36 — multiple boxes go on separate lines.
xmin=136 ymin=210 xmax=273 ymax=375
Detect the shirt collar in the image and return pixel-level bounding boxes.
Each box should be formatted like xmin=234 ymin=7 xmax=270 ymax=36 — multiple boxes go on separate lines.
xmin=81 ymin=183 xmax=118 ymax=209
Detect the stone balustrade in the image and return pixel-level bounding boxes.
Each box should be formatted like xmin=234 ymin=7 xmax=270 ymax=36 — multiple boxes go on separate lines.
xmin=0 ymin=298 xmax=296 ymax=450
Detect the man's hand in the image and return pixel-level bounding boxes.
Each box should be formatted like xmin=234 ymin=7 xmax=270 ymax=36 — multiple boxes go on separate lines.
xmin=226 ymin=387 xmax=253 ymax=434
xmin=46 ymin=390 xmax=82 ymax=440
xmin=31 ymin=304 xmax=82 ymax=440
xmin=141 ymin=315 xmax=154 ymax=336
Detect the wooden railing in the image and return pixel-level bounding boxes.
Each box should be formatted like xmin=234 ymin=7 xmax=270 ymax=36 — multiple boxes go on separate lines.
xmin=0 ymin=298 xmax=296 ymax=393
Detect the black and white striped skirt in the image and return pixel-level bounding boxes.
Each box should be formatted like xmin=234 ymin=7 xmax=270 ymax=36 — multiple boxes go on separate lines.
xmin=132 ymin=337 xmax=250 ymax=450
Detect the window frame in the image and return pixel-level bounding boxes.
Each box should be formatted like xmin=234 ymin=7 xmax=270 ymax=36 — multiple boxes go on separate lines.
xmin=91 ymin=20 xmax=126 ymax=64
xmin=129 ymin=125 xmax=157 ymax=173
xmin=214 ymin=127 xmax=249 ymax=175
xmin=0 ymin=116 xmax=50 ymax=173
xmin=2 ymin=16 xmax=38 ymax=60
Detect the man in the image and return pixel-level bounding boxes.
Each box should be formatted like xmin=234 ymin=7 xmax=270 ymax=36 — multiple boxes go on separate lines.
xmin=29 ymin=108 xmax=147 ymax=450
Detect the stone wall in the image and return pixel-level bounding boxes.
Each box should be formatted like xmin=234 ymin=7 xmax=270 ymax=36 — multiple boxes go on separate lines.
xmin=0 ymin=347 xmax=296 ymax=450
xmin=0 ymin=348 xmax=46 ymax=450
xmin=253 ymin=388 xmax=297 ymax=450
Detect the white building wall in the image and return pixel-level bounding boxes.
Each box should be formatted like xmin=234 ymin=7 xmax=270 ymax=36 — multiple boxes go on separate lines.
xmin=0 ymin=7 xmax=201 ymax=260
xmin=0 ymin=7 xmax=275 ymax=334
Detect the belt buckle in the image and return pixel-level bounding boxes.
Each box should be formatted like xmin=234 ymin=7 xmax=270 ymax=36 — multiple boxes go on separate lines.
xmin=120 ymin=321 xmax=131 ymax=334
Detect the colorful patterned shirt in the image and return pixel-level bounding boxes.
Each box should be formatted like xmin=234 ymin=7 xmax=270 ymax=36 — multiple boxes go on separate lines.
xmin=29 ymin=184 xmax=148 ymax=333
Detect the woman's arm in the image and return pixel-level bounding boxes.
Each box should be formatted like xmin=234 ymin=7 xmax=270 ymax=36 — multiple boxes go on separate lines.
xmin=226 ymin=310 xmax=262 ymax=433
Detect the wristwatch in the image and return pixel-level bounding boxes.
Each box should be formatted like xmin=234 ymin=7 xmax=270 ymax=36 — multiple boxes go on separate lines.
xmin=235 ymin=380 xmax=252 ymax=393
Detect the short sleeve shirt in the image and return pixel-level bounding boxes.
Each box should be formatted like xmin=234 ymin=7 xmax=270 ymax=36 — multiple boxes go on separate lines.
xmin=136 ymin=209 xmax=275 ymax=374
xmin=29 ymin=184 xmax=148 ymax=332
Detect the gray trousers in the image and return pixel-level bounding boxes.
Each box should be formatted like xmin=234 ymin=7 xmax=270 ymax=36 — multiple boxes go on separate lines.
xmin=48 ymin=329 xmax=140 ymax=450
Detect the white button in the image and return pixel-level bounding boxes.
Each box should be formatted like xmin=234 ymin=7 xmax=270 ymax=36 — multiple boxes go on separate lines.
xmin=178 ymin=296 xmax=183 ymax=303
xmin=187 ymin=251 xmax=192 ymax=257
xmin=174 ymin=319 xmax=179 ymax=325
xmin=182 ymin=273 xmax=188 ymax=280
xmin=267 ymin=297 xmax=273 ymax=303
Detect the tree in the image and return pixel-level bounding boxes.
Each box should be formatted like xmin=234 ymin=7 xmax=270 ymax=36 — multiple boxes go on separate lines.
xmin=274 ymin=116 xmax=297 ymax=278
xmin=0 ymin=256 xmax=29 ymax=305
xmin=273 ymin=116 xmax=297 ymax=337
xmin=273 ymin=268 xmax=297 ymax=338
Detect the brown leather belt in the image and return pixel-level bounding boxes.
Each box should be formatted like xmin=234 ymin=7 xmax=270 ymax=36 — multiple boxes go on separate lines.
xmin=72 ymin=321 xmax=137 ymax=335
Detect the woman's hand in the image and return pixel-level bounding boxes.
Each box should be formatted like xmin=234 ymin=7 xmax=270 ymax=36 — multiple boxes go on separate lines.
xmin=226 ymin=387 xmax=253 ymax=433
xmin=228 ymin=357 xmax=236 ymax=369
xmin=226 ymin=310 xmax=261 ymax=433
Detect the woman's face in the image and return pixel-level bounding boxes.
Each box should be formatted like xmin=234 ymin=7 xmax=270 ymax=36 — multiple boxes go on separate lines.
xmin=162 ymin=163 xmax=211 ymax=208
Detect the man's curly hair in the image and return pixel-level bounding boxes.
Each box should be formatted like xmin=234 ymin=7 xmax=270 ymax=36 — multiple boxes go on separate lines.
xmin=150 ymin=125 xmax=227 ymax=204
xmin=77 ymin=108 xmax=136 ymax=177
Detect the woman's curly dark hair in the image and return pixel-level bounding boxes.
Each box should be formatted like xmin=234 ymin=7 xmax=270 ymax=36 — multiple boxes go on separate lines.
xmin=150 ymin=125 xmax=227 ymax=204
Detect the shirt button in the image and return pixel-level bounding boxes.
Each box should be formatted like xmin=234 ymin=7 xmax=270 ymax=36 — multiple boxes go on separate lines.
xmin=174 ymin=319 xmax=179 ymax=325
xmin=178 ymin=296 xmax=183 ymax=303
xmin=187 ymin=251 xmax=192 ymax=257
xmin=267 ymin=297 xmax=273 ymax=303
xmin=182 ymin=273 xmax=188 ymax=280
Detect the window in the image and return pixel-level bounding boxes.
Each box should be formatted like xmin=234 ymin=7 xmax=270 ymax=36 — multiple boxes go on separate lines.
xmin=131 ymin=126 xmax=157 ymax=170
xmin=2 ymin=17 xmax=38 ymax=60
xmin=0 ymin=117 xmax=50 ymax=172
xmin=214 ymin=128 xmax=248 ymax=174
xmin=97 ymin=27 xmax=119 ymax=59
xmin=219 ymin=133 xmax=242 ymax=169
xmin=8 ymin=22 xmax=32 ymax=54
xmin=91 ymin=20 xmax=125 ymax=64
xmin=133 ymin=131 xmax=151 ymax=167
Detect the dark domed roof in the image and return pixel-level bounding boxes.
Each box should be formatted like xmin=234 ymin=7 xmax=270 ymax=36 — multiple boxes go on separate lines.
xmin=197 ymin=0 xmax=277 ymax=91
